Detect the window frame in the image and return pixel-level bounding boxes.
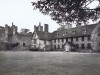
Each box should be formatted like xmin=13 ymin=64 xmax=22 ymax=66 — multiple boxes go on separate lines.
xmin=76 ymin=44 xmax=79 ymax=49
xmin=76 ymin=37 xmax=78 ymax=41
xmin=71 ymin=37 xmax=73 ymax=42
xmin=87 ymin=43 xmax=91 ymax=49
xmin=87 ymin=36 xmax=91 ymax=41
xmin=81 ymin=44 xmax=85 ymax=49
xmin=82 ymin=36 xmax=84 ymax=41
xmin=34 ymin=39 xmax=37 ymax=44
xmin=66 ymin=38 xmax=68 ymax=42
xmin=62 ymin=38 xmax=64 ymax=42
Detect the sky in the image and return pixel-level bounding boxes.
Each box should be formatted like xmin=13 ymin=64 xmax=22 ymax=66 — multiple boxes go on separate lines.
xmin=0 ymin=0 xmax=59 ymax=32
xmin=0 ymin=0 xmax=99 ymax=32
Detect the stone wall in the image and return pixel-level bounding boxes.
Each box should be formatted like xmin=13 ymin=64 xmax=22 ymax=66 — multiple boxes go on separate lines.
xmin=52 ymin=36 xmax=92 ymax=52
xmin=18 ymin=35 xmax=32 ymax=46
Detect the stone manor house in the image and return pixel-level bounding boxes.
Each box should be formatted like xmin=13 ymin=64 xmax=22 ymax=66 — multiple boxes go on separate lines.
xmin=0 ymin=22 xmax=100 ymax=52
xmin=31 ymin=22 xmax=100 ymax=52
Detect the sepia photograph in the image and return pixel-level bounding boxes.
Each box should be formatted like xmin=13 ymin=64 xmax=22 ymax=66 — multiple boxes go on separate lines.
xmin=0 ymin=0 xmax=100 ymax=75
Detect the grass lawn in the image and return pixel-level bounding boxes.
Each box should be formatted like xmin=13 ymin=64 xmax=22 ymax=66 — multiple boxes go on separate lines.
xmin=0 ymin=51 xmax=100 ymax=75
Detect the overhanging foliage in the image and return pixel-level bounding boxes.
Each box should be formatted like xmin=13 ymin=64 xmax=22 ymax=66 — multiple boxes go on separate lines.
xmin=32 ymin=0 xmax=100 ymax=26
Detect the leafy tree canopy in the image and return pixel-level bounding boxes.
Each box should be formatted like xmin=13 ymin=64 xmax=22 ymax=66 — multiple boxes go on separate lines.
xmin=31 ymin=0 xmax=100 ymax=26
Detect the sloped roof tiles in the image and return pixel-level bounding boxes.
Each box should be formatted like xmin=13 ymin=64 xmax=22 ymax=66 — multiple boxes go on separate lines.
xmin=36 ymin=31 xmax=52 ymax=40
xmin=52 ymin=24 xmax=97 ymax=39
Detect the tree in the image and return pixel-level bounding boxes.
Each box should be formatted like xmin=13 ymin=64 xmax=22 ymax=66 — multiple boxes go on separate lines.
xmin=31 ymin=0 xmax=100 ymax=26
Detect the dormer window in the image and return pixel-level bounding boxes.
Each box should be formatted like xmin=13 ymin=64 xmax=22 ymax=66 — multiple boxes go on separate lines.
xmin=63 ymin=31 xmax=66 ymax=36
xmin=56 ymin=33 xmax=59 ymax=36
xmin=82 ymin=28 xmax=86 ymax=34
xmin=72 ymin=30 xmax=76 ymax=35
xmin=63 ymin=33 xmax=65 ymax=36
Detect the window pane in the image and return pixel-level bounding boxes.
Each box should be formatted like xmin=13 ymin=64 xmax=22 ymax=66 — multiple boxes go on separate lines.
xmin=82 ymin=36 xmax=84 ymax=41
xmin=58 ymin=39 xmax=60 ymax=42
xmin=71 ymin=37 xmax=73 ymax=42
xmin=34 ymin=39 xmax=37 ymax=44
xmin=66 ymin=38 xmax=68 ymax=42
xmin=54 ymin=39 xmax=56 ymax=43
xmin=88 ymin=36 xmax=91 ymax=41
xmin=76 ymin=44 xmax=79 ymax=49
xmin=62 ymin=38 xmax=64 ymax=42
xmin=81 ymin=44 xmax=85 ymax=49
xmin=76 ymin=37 xmax=78 ymax=41
xmin=58 ymin=45 xmax=60 ymax=49
xmin=87 ymin=43 xmax=91 ymax=49
xmin=44 ymin=41 xmax=46 ymax=44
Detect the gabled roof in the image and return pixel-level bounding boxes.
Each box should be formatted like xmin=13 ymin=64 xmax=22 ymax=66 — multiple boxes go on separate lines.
xmin=52 ymin=23 xmax=98 ymax=39
xmin=35 ymin=31 xmax=52 ymax=40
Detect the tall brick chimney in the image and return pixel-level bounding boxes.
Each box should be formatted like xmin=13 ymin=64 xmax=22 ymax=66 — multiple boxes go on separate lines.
xmin=11 ymin=22 xmax=17 ymax=35
xmin=44 ymin=24 xmax=48 ymax=32
xmin=34 ymin=25 xmax=38 ymax=31
xmin=38 ymin=22 xmax=43 ymax=31
xmin=12 ymin=22 xmax=14 ymax=26
xmin=40 ymin=26 xmax=43 ymax=31
xmin=34 ymin=25 xmax=36 ymax=31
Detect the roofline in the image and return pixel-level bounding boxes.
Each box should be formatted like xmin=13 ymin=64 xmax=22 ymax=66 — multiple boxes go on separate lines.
xmin=52 ymin=23 xmax=97 ymax=33
xmin=52 ymin=35 xmax=91 ymax=40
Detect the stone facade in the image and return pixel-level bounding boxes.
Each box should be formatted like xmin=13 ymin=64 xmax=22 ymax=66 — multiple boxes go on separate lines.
xmin=0 ymin=23 xmax=32 ymax=50
xmin=1 ymin=22 xmax=100 ymax=52
xmin=52 ymin=36 xmax=92 ymax=52
xmin=31 ymin=24 xmax=51 ymax=51
xmin=31 ymin=22 xmax=100 ymax=52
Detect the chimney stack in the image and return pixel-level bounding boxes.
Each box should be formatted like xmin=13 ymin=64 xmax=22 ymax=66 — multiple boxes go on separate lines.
xmin=34 ymin=25 xmax=39 ymax=31
xmin=38 ymin=22 xmax=43 ymax=31
xmin=11 ymin=22 xmax=17 ymax=35
xmin=12 ymin=22 xmax=14 ymax=26
xmin=40 ymin=26 xmax=43 ymax=31
xmin=44 ymin=24 xmax=48 ymax=32
xmin=34 ymin=25 xmax=36 ymax=31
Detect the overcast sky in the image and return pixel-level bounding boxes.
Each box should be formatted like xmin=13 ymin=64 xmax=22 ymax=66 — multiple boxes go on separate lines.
xmin=0 ymin=0 xmax=99 ymax=32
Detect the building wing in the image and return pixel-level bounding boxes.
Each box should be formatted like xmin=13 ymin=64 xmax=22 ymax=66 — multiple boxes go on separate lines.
xmin=52 ymin=24 xmax=97 ymax=39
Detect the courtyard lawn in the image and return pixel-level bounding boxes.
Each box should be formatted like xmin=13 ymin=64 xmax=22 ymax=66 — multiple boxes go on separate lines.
xmin=0 ymin=51 xmax=100 ymax=75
